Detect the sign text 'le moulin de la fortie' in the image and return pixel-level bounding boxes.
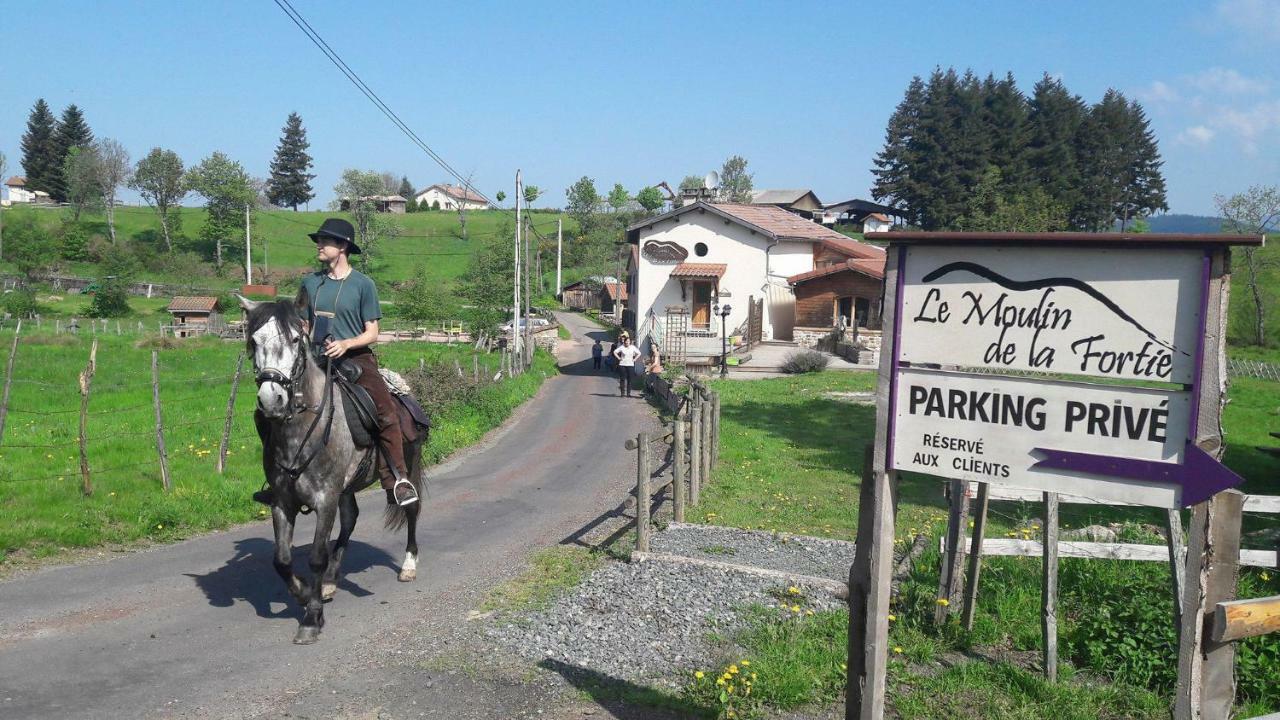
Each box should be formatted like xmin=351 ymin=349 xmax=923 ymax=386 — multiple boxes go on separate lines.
xmin=890 ymin=244 xmax=1241 ymax=508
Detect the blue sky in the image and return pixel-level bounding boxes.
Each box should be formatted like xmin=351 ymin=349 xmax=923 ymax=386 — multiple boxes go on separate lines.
xmin=2 ymin=0 xmax=1277 ymax=216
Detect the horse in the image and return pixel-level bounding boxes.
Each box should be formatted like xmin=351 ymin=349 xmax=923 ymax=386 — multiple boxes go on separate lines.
xmin=239 ymin=292 xmax=427 ymax=645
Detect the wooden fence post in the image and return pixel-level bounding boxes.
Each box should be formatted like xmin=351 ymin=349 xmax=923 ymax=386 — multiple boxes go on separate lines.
xmin=473 ymin=354 xmax=479 ymax=382
xmin=935 ymin=480 xmax=970 ymax=624
xmin=700 ymin=388 xmax=712 ymax=485
xmin=673 ymin=413 xmax=687 ymax=523
xmin=0 ymin=319 xmax=20 ymax=448
xmin=78 ymin=338 xmax=97 ymax=496
xmin=217 ymin=353 xmax=245 ymax=473
xmin=151 ymin=350 xmax=171 ymax=491
xmin=961 ymin=481 xmax=990 ymax=631
xmin=1175 ymin=490 xmax=1244 ymax=720
xmin=689 ymin=398 xmax=702 ymax=507
xmin=636 ymin=431 xmax=651 ymax=552
xmin=710 ymin=392 xmax=721 ymax=467
xmin=1042 ymin=492 xmax=1060 ymax=682
xmin=1167 ymin=508 xmax=1187 ymax=638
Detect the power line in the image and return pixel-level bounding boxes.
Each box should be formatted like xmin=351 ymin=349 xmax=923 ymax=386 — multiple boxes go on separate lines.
xmin=270 ymin=0 xmax=500 ymax=212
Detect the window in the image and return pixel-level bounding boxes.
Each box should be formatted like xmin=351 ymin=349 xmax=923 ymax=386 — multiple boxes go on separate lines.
xmin=694 ymin=242 xmax=708 ymax=257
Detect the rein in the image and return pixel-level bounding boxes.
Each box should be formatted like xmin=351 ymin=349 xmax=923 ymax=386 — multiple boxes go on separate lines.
xmin=253 ymin=329 xmax=338 ymax=482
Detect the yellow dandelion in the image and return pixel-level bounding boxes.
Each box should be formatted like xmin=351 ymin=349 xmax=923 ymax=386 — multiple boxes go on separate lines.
xmin=740 ymin=660 xmax=750 ymax=666
xmin=716 ymin=677 xmax=725 ymax=686
xmin=893 ymin=647 xmax=903 ymax=654
xmin=888 ymin=614 xmax=897 ymax=621
xmin=805 ymin=609 xmax=815 ymax=616
xmin=936 ymin=598 xmax=950 ymax=607
xmin=751 ymin=672 xmax=758 ymax=679
xmin=729 ymin=665 xmax=738 ymax=674
xmin=694 ymin=670 xmax=704 ymax=679
xmin=787 ymin=586 xmax=800 ymax=595
xmin=156 ymin=524 xmax=163 ymax=530
xmin=791 ymin=605 xmax=801 ymax=613
xmin=1262 ymin=571 xmax=1271 ymax=581
xmin=726 ymin=685 xmax=734 ymax=694
xmin=109 ymin=492 xmax=116 ymax=497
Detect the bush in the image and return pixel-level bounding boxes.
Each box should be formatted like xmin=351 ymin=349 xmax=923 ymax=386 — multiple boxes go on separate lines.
xmin=781 ymin=350 xmax=829 ymax=374
xmin=1 ymin=290 xmax=42 ymax=319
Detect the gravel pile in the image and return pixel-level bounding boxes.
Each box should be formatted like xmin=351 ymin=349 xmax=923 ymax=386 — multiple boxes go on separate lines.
xmin=486 ymin=557 xmax=845 ymax=688
xmin=651 ymin=522 xmax=857 ymax=582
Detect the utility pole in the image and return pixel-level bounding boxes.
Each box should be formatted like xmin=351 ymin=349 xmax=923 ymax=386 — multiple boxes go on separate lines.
xmin=555 ymin=218 xmax=562 ymax=300
xmin=513 ymin=170 xmax=522 ymax=364
xmin=244 ymin=204 xmax=252 ymax=286
xmin=523 ymin=213 xmax=532 ymax=366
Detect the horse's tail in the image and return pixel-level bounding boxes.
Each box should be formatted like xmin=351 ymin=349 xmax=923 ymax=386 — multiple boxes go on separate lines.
xmin=383 ymin=435 xmax=426 ymax=532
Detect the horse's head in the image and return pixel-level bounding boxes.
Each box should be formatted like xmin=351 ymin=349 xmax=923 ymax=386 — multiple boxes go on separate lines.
xmin=240 ymin=292 xmax=310 ymax=419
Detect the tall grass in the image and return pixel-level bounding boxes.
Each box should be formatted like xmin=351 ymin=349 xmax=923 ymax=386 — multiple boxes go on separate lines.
xmin=0 ymin=329 xmax=553 ymax=564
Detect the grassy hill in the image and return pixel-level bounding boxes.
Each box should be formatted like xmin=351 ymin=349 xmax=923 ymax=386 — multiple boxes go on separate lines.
xmin=0 ymin=204 xmax=573 ymax=291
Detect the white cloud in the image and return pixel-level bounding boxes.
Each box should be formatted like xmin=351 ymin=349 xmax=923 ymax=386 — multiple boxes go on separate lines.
xmin=1184 ymin=67 xmax=1269 ymax=95
xmin=1140 ymin=80 xmax=1181 ymax=103
xmin=1209 ymin=100 xmax=1280 ymax=153
xmin=1214 ymin=0 xmax=1280 ymax=42
xmin=1177 ymin=125 xmax=1216 ymax=145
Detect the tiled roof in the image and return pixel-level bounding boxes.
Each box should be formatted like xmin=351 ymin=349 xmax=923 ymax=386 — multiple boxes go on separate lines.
xmin=4 ymin=176 xmax=26 ymax=187
xmin=787 ymin=258 xmax=885 ymax=284
xmin=818 ymin=234 xmax=887 ymax=260
xmin=751 ymin=189 xmax=818 ymax=205
xmin=602 ymin=282 xmax=628 ymax=301
xmin=670 ymin=262 xmax=728 ymax=279
xmin=708 ymin=203 xmax=859 ymax=243
xmin=167 ymin=296 xmax=219 ymax=313
xmin=419 ymin=184 xmax=487 ymax=204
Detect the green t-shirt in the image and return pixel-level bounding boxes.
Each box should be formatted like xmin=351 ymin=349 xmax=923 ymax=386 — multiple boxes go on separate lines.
xmin=300 ymin=269 xmax=381 ymax=341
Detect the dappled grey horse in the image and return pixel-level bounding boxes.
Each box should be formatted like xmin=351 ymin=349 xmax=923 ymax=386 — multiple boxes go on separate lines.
xmin=240 ymin=293 xmax=427 ymax=644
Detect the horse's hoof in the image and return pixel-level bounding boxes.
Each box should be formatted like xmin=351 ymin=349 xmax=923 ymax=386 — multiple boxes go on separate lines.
xmin=398 ymin=568 xmax=417 ymax=582
xmin=293 ymin=626 xmax=321 ymax=645
xmin=321 ymin=583 xmax=337 ymax=601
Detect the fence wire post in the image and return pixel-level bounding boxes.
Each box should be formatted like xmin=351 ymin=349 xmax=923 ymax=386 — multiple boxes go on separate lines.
xmin=635 ymin=431 xmax=651 ymax=553
xmin=673 ymin=412 xmax=686 ymax=523
xmin=1042 ymin=491 xmax=1060 ymax=682
xmin=217 ymin=353 xmax=245 ymax=474
xmin=78 ymin=339 xmax=98 ymax=496
xmin=711 ymin=391 xmax=721 ymax=468
xmin=0 ymin=319 xmax=20 ymax=448
xmin=689 ymin=396 xmax=702 ymax=507
xmin=151 ymin=350 xmax=171 ymax=492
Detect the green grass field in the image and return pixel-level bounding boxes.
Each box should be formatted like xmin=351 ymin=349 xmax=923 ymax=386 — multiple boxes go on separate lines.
xmin=0 ymin=204 xmax=573 ymax=289
xmin=683 ymin=370 xmax=1280 ymax=718
xmin=0 ymin=328 xmax=555 ymax=567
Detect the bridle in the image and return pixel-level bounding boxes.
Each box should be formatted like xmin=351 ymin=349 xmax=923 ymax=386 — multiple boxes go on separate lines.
xmin=250 ymin=320 xmax=337 ymax=481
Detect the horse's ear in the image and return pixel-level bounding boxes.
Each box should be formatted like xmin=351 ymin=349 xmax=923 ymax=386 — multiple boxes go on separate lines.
xmin=295 ymin=287 xmax=310 ymax=313
xmin=236 ymin=294 xmax=262 ymax=312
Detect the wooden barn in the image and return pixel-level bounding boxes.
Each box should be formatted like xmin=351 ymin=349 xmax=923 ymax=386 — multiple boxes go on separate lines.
xmin=787 ymin=258 xmax=884 ymax=347
xmin=167 ymin=296 xmax=221 ymax=338
xmin=561 ymin=280 xmax=600 ymax=311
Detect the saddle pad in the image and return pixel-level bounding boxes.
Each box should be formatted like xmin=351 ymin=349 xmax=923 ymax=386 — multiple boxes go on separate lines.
xmin=397 ymin=393 xmax=431 ymax=431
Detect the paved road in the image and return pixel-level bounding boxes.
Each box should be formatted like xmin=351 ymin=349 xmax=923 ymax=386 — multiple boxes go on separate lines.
xmin=0 ymin=312 xmax=652 ymax=719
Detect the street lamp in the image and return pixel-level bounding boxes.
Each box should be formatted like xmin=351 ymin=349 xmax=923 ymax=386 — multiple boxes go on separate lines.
xmin=714 ymin=302 xmax=732 ymax=377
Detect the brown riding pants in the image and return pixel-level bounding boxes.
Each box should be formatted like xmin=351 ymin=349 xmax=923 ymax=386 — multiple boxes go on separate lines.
xmin=348 ymin=350 xmax=407 ymax=490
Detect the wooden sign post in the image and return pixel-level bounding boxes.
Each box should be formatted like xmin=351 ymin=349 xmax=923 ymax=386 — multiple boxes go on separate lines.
xmin=847 ymin=232 xmax=1263 ymax=720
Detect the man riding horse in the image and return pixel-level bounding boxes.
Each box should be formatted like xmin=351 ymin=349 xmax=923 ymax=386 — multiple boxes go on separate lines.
xmin=254 ymin=217 xmax=418 ymax=507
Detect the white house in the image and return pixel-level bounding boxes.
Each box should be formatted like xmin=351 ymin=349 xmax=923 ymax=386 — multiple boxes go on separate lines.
xmin=414 ymin=184 xmax=489 ymax=211
xmin=3 ymin=176 xmax=37 ymax=205
xmin=626 ymin=201 xmax=884 ymax=359
xmin=862 ymin=212 xmax=893 ymax=233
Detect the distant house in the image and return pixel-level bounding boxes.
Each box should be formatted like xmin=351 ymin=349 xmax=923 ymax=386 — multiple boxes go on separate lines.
xmin=415 ymin=184 xmax=489 ymax=211
xmin=340 ymin=195 xmax=406 ymax=214
xmin=600 ymin=282 xmax=628 ymax=320
xmin=862 ymin=213 xmax=892 ymax=233
xmin=3 ymin=176 xmax=39 ymax=205
xmin=751 ymin=189 xmax=823 ymax=219
xmin=561 ymin=275 xmax=619 ymax=311
xmin=167 ymin=296 xmax=221 ymax=338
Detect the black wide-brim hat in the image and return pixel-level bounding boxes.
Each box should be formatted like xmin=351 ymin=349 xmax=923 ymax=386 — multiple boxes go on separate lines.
xmin=309 ymin=218 xmax=361 ymax=254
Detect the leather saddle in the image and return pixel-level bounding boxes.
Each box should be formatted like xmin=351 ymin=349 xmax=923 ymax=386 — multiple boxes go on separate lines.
xmin=330 ymin=359 xmax=430 ymax=449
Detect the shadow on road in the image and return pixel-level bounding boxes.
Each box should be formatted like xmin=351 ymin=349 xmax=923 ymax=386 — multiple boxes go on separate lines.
xmin=538 ymin=658 xmax=703 ymax=719
xmin=185 ymin=537 xmax=398 ymax=619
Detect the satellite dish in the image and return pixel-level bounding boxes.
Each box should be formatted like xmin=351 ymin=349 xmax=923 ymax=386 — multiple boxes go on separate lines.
xmin=703 ymin=171 xmax=720 ymax=190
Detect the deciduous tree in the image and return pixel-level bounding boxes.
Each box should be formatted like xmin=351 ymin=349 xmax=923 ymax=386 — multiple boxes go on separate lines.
xmin=332 ymin=169 xmax=399 ymax=270
xmin=130 ymin=148 xmax=187 ymax=252
xmin=523 ymin=184 xmax=540 ymax=207
xmin=1216 ymin=186 xmax=1280 ymax=346
xmin=565 ymin=176 xmax=600 ymax=227
xmin=187 ymin=152 xmax=255 ymax=269
xmin=63 ymin=146 xmax=104 ymax=222
xmin=718 ymin=155 xmax=753 ymax=203
xmin=607 ymin=183 xmax=630 ymax=212
xmin=636 ymin=186 xmax=664 ymax=213
xmin=94 ymin=139 xmax=131 ymax=244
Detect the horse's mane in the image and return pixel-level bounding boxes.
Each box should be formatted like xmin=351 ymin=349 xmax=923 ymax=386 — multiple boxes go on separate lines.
xmin=245 ymin=289 xmax=309 ymax=354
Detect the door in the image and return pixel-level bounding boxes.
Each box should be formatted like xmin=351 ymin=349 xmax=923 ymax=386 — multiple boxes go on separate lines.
xmin=692 ymin=281 xmax=713 ymax=330
xmin=855 ymin=297 xmax=870 ymax=328
xmin=837 ymin=296 xmax=854 ymax=328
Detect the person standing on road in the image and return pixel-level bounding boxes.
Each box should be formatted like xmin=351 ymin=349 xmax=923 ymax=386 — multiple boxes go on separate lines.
xmin=591 ymin=339 xmax=603 ymax=370
xmin=612 ymin=335 xmax=642 ymax=397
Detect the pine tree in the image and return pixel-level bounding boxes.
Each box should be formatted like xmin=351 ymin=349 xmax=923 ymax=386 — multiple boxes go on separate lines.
xmin=980 ymin=72 xmax=1031 ymax=193
xmin=19 ymin=99 xmax=60 ymax=197
xmin=397 ymin=176 xmax=414 ymax=201
xmin=1026 ymin=75 xmax=1086 ymax=228
xmin=51 ymin=104 xmax=93 ymax=202
xmin=912 ymin=68 xmax=968 ymax=229
xmin=1117 ymin=98 xmax=1167 ymax=228
xmin=265 ymin=112 xmax=315 ymax=210
xmin=871 ymin=76 xmax=927 ymax=226
xmin=1073 ymin=90 xmax=1128 ymax=231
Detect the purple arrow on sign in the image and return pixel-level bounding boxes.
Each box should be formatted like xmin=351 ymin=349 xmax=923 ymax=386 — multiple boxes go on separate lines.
xmin=1030 ymin=443 xmax=1244 ymax=507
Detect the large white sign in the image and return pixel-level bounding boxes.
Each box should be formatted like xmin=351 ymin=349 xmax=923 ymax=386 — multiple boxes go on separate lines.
xmin=892 ymin=367 xmax=1191 ymax=506
xmin=898 ymin=246 xmax=1204 ymax=384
